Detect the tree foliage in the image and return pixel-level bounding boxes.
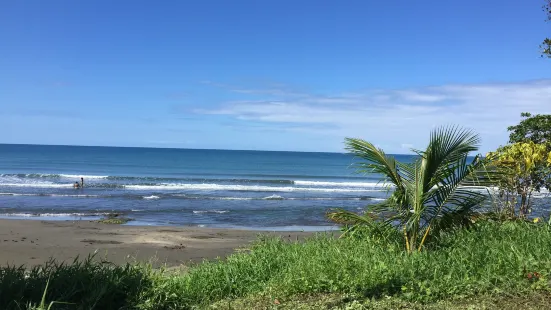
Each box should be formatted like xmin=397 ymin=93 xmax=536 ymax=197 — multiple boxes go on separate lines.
xmin=543 ymin=0 xmax=550 ymax=57
xmin=328 ymin=126 xmax=494 ymax=253
xmin=486 ymin=113 xmax=551 ymax=218
xmin=507 ymin=112 xmax=551 ymax=146
xmin=486 ymin=141 xmax=551 ymax=217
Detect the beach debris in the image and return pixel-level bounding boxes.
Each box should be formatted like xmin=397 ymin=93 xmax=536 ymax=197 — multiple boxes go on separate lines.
xmin=164 ymin=243 xmax=186 ymax=250
xmin=95 ymin=213 xmax=133 ymax=224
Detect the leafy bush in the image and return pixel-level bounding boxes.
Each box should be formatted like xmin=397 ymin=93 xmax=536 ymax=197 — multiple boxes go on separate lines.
xmin=486 ymin=141 xmax=551 ymax=217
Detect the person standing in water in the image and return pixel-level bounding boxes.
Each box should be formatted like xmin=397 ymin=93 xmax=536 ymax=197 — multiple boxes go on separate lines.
xmin=81 ymin=177 xmax=84 ymax=188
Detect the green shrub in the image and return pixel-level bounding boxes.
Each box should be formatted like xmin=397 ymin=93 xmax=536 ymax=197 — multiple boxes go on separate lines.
xmin=0 ymin=256 xmax=153 ymax=309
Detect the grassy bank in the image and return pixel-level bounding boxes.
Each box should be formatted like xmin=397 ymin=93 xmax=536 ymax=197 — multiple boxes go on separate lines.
xmin=2 ymin=220 xmax=551 ymax=309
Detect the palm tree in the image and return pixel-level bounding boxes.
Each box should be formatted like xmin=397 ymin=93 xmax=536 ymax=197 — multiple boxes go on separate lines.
xmin=328 ymin=126 xmax=493 ymax=253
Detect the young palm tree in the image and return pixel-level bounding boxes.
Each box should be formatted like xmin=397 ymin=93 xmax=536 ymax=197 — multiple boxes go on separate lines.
xmin=328 ymin=126 xmax=493 ymax=253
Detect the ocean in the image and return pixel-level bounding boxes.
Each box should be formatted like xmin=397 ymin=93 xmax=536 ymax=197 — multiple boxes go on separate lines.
xmin=1 ymin=144 xmax=548 ymax=230
xmin=0 ymin=144 xmax=399 ymax=230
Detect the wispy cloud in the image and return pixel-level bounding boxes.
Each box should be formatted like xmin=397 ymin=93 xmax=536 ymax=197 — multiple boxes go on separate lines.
xmin=200 ymin=80 xmax=309 ymax=98
xmin=196 ymin=79 xmax=551 ymax=153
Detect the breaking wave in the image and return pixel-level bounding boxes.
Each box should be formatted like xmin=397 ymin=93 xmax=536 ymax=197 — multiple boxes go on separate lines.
xmin=294 ymin=180 xmax=390 ymax=188
xmin=263 ymin=195 xmax=285 ymax=200
xmin=0 ymin=212 xmax=109 ymax=217
xmin=192 ymin=210 xmax=229 ymax=214
xmin=0 ymin=173 xmax=108 ymax=179
xmin=0 ymin=193 xmax=99 ymax=198
xmin=142 ymin=195 xmax=160 ymax=200
xmin=125 ymin=183 xmax=381 ymax=192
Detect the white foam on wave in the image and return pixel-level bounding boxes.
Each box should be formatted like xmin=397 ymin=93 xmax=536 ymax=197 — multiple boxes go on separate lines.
xmin=59 ymin=174 xmax=108 ymax=179
xmin=0 ymin=173 xmax=108 ymax=179
xmin=172 ymin=194 xmax=253 ymax=200
xmin=125 ymin=183 xmax=379 ymax=193
xmin=193 ymin=210 xmax=229 ymax=214
xmin=0 ymin=193 xmax=98 ymax=198
xmin=0 ymin=212 xmax=109 ymax=217
xmin=294 ymin=180 xmax=391 ymax=188
xmin=218 ymin=197 xmax=253 ymax=200
xmin=0 ymin=183 xmax=72 ymax=188
xmin=171 ymin=194 xmax=376 ymax=201
xmin=532 ymin=193 xmax=550 ymax=199
xmin=143 ymin=195 xmax=160 ymax=200
xmin=0 ymin=173 xmax=49 ymax=177
xmin=286 ymin=197 xmax=362 ymax=200
xmin=50 ymin=194 xmax=99 ymax=198
xmin=173 ymin=195 xmax=378 ymax=201
xmin=263 ymin=194 xmax=285 ymax=200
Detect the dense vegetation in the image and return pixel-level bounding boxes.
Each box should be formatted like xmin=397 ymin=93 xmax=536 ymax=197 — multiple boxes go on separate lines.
xmin=507 ymin=112 xmax=551 ymax=145
xmin=2 ymin=220 xmax=551 ymax=309
xmin=486 ymin=113 xmax=551 ymax=219
xmin=328 ymin=126 xmax=494 ymax=253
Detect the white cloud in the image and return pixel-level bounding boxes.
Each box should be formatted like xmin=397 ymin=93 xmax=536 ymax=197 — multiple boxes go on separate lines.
xmin=197 ymin=79 xmax=551 ymax=153
xmin=395 ymin=91 xmax=447 ymax=102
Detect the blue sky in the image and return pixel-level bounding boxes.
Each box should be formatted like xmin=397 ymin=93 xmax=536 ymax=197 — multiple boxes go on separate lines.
xmin=1 ymin=0 xmax=550 ymax=153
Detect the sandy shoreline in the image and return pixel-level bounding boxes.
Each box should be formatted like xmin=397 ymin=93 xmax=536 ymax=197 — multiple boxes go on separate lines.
xmin=0 ymin=219 xmax=316 ymax=267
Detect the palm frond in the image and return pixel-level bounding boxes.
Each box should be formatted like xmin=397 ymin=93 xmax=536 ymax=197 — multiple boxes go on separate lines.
xmin=332 ymin=126 xmax=492 ymax=252
xmin=421 ymin=126 xmax=480 ymax=189
xmin=396 ymin=161 xmax=418 ymax=183
xmin=461 ymin=156 xmax=506 ymax=187
xmin=326 ymin=208 xmax=398 ymax=239
xmin=326 ymin=208 xmax=376 ymax=225
xmin=345 ymin=138 xmax=403 ymax=188
xmin=366 ymin=198 xmax=410 ymax=225
xmin=429 ymin=192 xmax=486 ymax=235
xmin=419 ymin=154 xmax=488 ymax=227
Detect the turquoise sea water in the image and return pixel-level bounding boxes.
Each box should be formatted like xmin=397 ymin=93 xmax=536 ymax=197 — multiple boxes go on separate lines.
xmin=0 ymin=144 xmax=402 ymax=230
xmin=0 ymin=144 xmax=548 ymax=230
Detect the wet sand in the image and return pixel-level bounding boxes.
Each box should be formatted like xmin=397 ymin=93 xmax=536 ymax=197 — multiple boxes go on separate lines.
xmin=0 ymin=219 xmax=315 ymax=267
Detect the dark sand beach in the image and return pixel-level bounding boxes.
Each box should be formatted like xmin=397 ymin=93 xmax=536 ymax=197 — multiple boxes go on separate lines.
xmin=0 ymin=219 xmax=314 ymax=267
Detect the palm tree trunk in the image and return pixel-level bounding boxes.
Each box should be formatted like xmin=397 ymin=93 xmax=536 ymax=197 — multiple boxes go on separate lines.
xmin=418 ymin=225 xmax=431 ymax=252
xmin=403 ymin=226 xmax=411 ymax=253
xmin=409 ymin=225 xmax=418 ymax=253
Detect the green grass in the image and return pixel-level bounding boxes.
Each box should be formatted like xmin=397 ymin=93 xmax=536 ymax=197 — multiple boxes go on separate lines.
xmin=94 ymin=217 xmax=132 ymax=224
xmin=2 ymin=220 xmax=551 ymax=309
xmin=207 ymin=291 xmax=551 ymax=309
xmin=0 ymin=257 xmax=154 ymax=309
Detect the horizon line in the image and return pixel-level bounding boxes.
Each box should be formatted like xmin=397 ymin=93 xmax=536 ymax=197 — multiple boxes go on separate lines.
xmin=0 ymin=142 xmax=363 ymax=155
